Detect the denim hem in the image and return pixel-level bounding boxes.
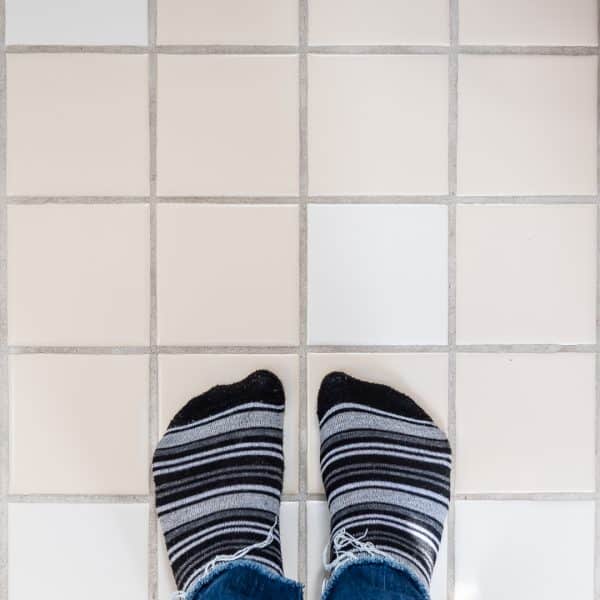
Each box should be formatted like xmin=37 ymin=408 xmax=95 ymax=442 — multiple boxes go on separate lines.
xmin=320 ymin=556 xmax=430 ymax=600
xmin=185 ymin=559 xmax=303 ymax=600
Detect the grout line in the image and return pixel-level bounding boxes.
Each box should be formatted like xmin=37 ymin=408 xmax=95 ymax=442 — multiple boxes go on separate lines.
xmin=8 ymin=494 xmax=150 ymax=503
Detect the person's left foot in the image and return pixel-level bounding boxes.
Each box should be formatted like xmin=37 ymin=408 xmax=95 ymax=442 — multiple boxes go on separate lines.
xmin=153 ymin=370 xmax=285 ymax=592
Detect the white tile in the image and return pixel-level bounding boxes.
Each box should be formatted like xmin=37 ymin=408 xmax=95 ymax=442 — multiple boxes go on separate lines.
xmin=309 ymin=0 xmax=448 ymax=45
xmin=157 ymin=55 xmax=298 ymax=196
xmin=430 ymin=530 xmax=448 ymax=600
xmin=456 ymin=205 xmax=597 ymax=344
xmin=307 ymin=353 xmax=448 ymax=493
xmin=457 ymin=55 xmax=597 ymax=195
xmin=308 ymin=205 xmax=448 ymax=345
xmin=158 ymin=354 xmax=299 ymax=494
xmin=6 ymin=0 xmax=147 ymax=44
xmin=8 ymin=205 xmax=149 ymax=345
xmin=456 ymin=354 xmax=596 ymax=493
xmin=308 ymin=55 xmax=448 ymax=195
xmin=157 ymin=0 xmax=297 ymax=44
xmin=9 ymin=503 xmax=148 ymax=600
xmin=460 ymin=0 xmax=597 ymax=46
xmin=455 ymin=501 xmax=595 ymax=600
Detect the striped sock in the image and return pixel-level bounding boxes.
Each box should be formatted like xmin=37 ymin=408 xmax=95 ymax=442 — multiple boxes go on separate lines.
xmin=318 ymin=371 xmax=452 ymax=589
xmin=152 ymin=370 xmax=285 ymax=593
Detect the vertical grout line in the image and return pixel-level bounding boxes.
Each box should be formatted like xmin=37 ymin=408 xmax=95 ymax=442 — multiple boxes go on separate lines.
xmin=447 ymin=1 xmax=459 ymax=599
xmin=297 ymin=0 xmax=309 ymax=587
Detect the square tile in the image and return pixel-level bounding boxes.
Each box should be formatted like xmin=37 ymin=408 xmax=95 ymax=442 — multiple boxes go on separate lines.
xmin=158 ymin=502 xmax=299 ymax=598
xmin=457 ymin=55 xmax=597 ymax=195
xmin=158 ymin=354 xmax=299 ymax=493
xmin=8 ymin=205 xmax=150 ymax=345
xmin=456 ymin=205 xmax=596 ymax=344
xmin=9 ymin=355 xmax=149 ymax=494
xmin=157 ymin=0 xmax=297 ymax=44
xmin=7 ymin=54 xmax=149 ymax=196
xmin=307 ymin=354 xmax=448 ymax=493
xmin=455 ymin=501 xmax=594 ymax=600
xmin=9 ymin=503 xmax=148 ymax=600
xmin=6 ymin=0 xmax=147 ymax=45
xmin=309 ymin=0 xmax=448 ymax=45
xmin=308 ymin=55 xmax=448 ymax=195
xmin=157 ymin=205 xmax=299 ymax=345
xmin=308 ymin=205 xmax=448 ymax=345
xmin=307 ymin=502 xmax=448 ymax=600
xmin=157 ymin=55 xmax=298 ymax=196
xmin=456 ymin=354 xmax=595 ymax=493
xmin=459 ymin=0 xmax=597 ymax=45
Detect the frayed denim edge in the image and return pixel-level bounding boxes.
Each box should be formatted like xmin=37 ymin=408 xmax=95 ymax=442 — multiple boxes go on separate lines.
xmin=185 ymin=559 xmax=303 ymax=600
xmin=320 ymin=556 xmax=430 ymax=600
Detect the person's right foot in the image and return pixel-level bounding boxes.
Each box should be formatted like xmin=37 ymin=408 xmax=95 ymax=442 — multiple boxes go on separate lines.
xmin=318 ymin=371 xmax=452 ymax=589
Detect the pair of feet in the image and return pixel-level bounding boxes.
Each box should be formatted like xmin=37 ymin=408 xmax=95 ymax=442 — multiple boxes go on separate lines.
xmin=152 ymin=370 xmax=452 ymax=596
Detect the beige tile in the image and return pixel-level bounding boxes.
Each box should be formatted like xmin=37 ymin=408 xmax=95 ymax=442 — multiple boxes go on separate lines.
xmin=9 ymin=355 xmax=149 ymax=494
xmin=308 ymin=55 xmax=448 ymax=195
xmin=157 ymin=55 xmax=298 ymax=196
xmin=307 ymin=353 xmax=448 ymax=493
xmin=456 ymin=205 xmax=596 ymax=344
xmin=157 ymin=0 xmax=297 ymax=44
xmin=7 ymin=54 xmax=148 ymax=196
xmin=157 ymin=205 xmax=299 ymax=345
xmin=309 ymin=0 xmax=448 ymax=45
xmin=459 ymin=0 xmax=597 ymax=45
xmin=456 ymin=354 xmax=595 ymax=493
xmin=457 ymin=55 xmax=597 ymax=195
xmin=8 ymin=205 xmax=150 ymax=345
xmin=158 ymin=354 xmax=299 ymax=493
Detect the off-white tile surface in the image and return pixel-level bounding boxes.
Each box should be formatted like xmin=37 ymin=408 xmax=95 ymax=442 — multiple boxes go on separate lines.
xmin=9 ymin=503 xmax=149 ymax=600
xmin=157 ymin=55 xmax=298 ymax=196
xmin=456 ymin=354 xmax=596 ymax=493
xmin=308 ymin=55 xmax=448 ymax=195
xmin=6 ymin=0 xmax=148 ymax=45
xmin=307 ymin=353 xmax=449 ymax=493
xmin=455 ymin=501 xmax=595 ymax=600
xmin=10 ymin=354 xmax=149 ymax=494
xmin=158 ymin=354 xmax=299 ymax=493
xmin=309 ymin=0 xmax=448 ymax=45
xmin=157 ymin=0 xmax=297 ymax=44
xmin=456 ymin=205 xmax=597 ymax=344
xmin=7 ymin=54 xmax=149 ymax=195
xmin=308 ymin=205 xmax=448 ymax=345
xmin=459 ymin=0 xmax=597 ymax=45
xmin=157 ymin=205 xmax=299 ymax=345
xmin=457 ymin=55 xmax=597 ymax=195
xmin=8 ymin=205 xmax=150 ymax=345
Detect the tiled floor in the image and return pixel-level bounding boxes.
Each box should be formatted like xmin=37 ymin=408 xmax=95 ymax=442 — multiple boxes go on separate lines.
xmin=0 ymin=2 xmax=598 ymax=600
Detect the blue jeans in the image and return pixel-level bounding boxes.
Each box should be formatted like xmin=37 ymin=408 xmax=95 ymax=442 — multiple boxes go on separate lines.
xmin=188 ymin=558 xmax=429 ymax=600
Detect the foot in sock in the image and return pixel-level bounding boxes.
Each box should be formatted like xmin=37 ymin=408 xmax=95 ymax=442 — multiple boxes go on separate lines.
xmin=318 ymin=371 xmax=452 ymax=589
xmin=152 ymin=370 xmax=285 ymax=593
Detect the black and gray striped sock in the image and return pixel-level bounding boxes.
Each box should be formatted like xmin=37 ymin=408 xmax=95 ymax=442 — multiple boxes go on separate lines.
xmin=152 ymin=370 xmax=285 ymax=593
xmin=318 ymin=371 xmax=452 ymax=590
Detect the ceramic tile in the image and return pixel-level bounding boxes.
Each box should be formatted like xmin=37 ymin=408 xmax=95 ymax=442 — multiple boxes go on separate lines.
xmin=456 ymin=354 xmax=596 ymax=493
xmin=157 ymin=204 xmax=299 ymax=345
xmin=456 ymin=204 xmax=596 ymax=344
xmin=457 ymin=55 xmax=597 ymax=195
xmin=455 ymin=501 xmax=595 ymax=600
xmin=8 ymin=503 xmax=148 ymax=600
xmin=8 ymin=205 xmax=150 ymax=345
xmin=308 ymin=205 xmax=448 ymax=345
xmin=157 ymin=0 xmax=297 ymax=44
xmin=459 ymin=0 xmax=597 ymax=45
xmin=6 ymin=0 xmax=147 ymax=44
xmin=7 ymin=54 xmax=149 ymax=195
xmin=157 ymin=55 xmax=298 ymax=196
xmin=309 ymin=0 xmax=448 ymax=45
xmin=158 ymin=354 xmax=299 ymax=493
xmin=308 ymin=55 xmax=448 ymax=195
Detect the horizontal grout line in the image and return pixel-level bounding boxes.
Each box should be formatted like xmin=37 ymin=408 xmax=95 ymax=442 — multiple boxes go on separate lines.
xmin=453 ymin=492 xmax=598 ymax=501
xmin=8 ymin=494 xmax=150 ymax=503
